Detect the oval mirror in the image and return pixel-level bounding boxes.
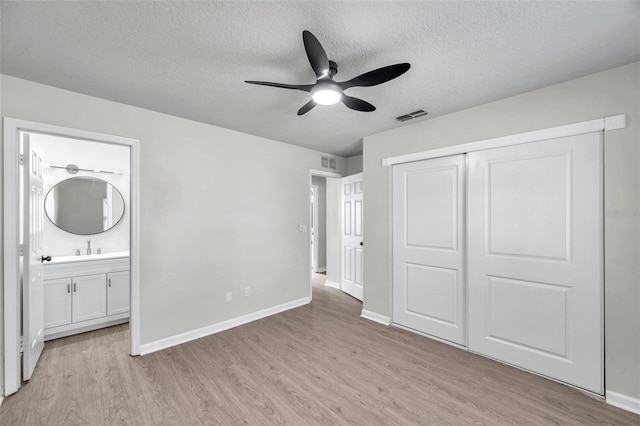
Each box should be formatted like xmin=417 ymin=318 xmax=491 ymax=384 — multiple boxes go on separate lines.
xmin=44 ymin=177 xmax=125 ymax=235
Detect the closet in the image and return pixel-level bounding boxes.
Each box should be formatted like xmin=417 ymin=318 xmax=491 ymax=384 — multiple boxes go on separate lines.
xmin=392 ymin=132 xmax=603 ymax=394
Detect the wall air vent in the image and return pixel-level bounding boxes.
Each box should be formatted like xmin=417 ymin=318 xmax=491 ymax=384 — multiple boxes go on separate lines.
xmin=395 ymin=109 xmax=428 ymax=123
xmin=321 ymin=156 xmax=336 ymax=169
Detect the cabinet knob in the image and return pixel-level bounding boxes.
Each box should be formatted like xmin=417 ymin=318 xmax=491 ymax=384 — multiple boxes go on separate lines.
xmin=42 ymin=255 xmax=52 ymax=262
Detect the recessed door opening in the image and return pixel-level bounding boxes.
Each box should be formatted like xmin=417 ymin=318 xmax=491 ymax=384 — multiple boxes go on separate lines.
xmin=308 ymin=171 xmax=342 ymax=300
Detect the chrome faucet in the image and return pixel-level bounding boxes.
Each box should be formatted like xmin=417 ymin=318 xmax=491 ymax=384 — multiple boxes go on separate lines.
xmin=86 ymin=238 xmax=91 ymax=255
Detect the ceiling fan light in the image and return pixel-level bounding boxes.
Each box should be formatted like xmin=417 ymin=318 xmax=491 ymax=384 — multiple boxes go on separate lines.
xmin=312 ymin=89 xmax=341 ymax=105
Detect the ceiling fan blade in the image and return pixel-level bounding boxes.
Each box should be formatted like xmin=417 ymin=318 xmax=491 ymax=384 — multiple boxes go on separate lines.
xmin=245 ymin=81 xmax=314 ymax=92
xmin=341 ymin=95 xmax=376 ymax=112
xmin=302 ymin=30 xmax=330 ymax=79
xmin=338 ymin=63 xmax=411 ymax=90
xmin=297 ymin=100 xmax=317 ymax=116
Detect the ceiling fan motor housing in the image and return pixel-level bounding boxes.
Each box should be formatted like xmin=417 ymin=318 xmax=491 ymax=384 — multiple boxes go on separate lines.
xmin=312 ymin=80 xmax=343 ymax=105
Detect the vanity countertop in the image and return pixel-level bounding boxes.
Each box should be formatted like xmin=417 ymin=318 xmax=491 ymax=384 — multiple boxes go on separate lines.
xmin=50 ymin=251 xmax=130 ymax=264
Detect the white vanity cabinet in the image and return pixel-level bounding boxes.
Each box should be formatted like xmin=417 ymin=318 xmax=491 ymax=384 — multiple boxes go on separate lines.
xmin=43 ymin=255 xmax=129 ymax=340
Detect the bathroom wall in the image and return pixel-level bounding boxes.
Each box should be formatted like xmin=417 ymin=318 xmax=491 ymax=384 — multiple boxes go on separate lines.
xmin=311 ymin=176 xmax=326 ymax=270
xmin=33 ymin=133 xmax=130 ymax=257
xmin=362 ymin=62 xmax=640 ymax=401
xmin=0 ymin=75 xmax=346 ymax=354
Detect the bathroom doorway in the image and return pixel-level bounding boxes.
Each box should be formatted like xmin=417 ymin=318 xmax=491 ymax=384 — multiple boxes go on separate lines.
xmin=3 ymin=118 xmax=140 ymax=397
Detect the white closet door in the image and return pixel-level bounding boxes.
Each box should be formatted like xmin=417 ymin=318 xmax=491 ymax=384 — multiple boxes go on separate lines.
xmin=341 ymin=173 xmax=363 ymax=301
xmin=467 ymin=132 xmax=603 ymax=394
xmin=393 ymin=155 xmax=466 ymax=345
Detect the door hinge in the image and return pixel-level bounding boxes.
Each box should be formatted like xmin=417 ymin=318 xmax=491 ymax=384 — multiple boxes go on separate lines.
xmin=20 ymin=244 xmax=24 ymax=256
xmin=19 ymin=336 xmax=24 ymax=354
xmin=19 ymin=154 xmax=24 ymax=166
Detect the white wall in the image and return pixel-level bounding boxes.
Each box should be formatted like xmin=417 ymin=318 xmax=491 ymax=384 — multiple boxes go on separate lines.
xmin=0 ymin=75 xmax=346 ymax=353
xmin=311 ymin=176 xmax=326 ymax=270
xmin=325 ymin=178 xmax=341 ymax=285
xmin=363 ymin=62 xmax=640 ymax=401
xmin=345 ymin=154 xmax=363 ymax=175
xmin=34 ymin=133 xmax=130 ymax=257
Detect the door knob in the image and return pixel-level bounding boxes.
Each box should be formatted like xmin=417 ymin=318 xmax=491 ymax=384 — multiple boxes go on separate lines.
xmin=41 ymin=255 xmax=52 ymax=262
xmin=360 ymin=242 xmax=363 ymax=246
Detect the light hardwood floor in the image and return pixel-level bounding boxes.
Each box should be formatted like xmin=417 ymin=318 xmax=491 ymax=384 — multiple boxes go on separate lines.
xmin=1 ymin=275 xmax=638 ymax=425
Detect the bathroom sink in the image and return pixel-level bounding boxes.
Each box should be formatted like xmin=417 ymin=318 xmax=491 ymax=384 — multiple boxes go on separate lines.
xmin=49 ymin=251 xmax=130 ymax=264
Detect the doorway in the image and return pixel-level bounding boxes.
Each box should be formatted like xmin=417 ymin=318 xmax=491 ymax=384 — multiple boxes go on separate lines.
xmin=308 ymin=170 xmax=341 ymax=299
xmin=310 ymin=180 xmax=325 ymax=274
xmin=3 ymin=118 xmax=140 ymax=397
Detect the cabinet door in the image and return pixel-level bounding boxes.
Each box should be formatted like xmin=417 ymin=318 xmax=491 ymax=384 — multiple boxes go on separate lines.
xmin=44 ymin=278 xmax=72 ymax=329
xmin=107 ymin=271 xmax=130 ymax=316
xmin=72 ymin=274 xmax=107 ymax=323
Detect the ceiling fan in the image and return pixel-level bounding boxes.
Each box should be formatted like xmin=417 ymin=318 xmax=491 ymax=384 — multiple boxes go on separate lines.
xmin=245 ymin=30 xmax=411 ymax=115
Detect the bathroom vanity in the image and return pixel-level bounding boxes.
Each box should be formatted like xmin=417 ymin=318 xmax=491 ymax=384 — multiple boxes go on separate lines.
xmin=43 ymin=252 xmax=130 ymax=340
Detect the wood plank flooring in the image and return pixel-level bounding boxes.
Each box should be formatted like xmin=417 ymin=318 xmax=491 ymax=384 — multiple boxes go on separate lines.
xmin=1 ymin=275 xmax=638 ymax=425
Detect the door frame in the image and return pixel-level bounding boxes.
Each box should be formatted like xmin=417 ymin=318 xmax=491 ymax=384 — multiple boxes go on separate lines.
xmin=311 ymin=184 xmax=319 ymax=273
xmin=3 ymin=118 xmax=141 ymax=396
xmin=308 ymin=169 xmax=342 ymax=300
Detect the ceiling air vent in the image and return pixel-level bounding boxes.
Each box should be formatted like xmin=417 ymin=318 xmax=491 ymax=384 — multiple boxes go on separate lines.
xmin=321 ymin=156 xmax=336 ymax=169
xmin=395 ymin=109 xmax=428 ymax=123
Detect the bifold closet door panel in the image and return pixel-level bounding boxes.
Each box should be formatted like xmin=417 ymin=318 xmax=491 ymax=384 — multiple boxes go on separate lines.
xmin=393 ymin=154 xmax=466 ymax=345
xmin=467 ymin=132 xmax=603 ymax=394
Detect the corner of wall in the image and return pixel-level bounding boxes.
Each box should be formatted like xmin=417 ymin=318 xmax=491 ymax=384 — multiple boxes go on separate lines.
xmin=345 ymin=154 xmax=363 ymax=175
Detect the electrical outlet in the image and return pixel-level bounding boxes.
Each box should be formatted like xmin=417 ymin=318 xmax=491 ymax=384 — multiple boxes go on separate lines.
xmin=245 ymin=286 xmax=251 ymax=297
xmin=226 ymin=292 xmax=232 ymax=302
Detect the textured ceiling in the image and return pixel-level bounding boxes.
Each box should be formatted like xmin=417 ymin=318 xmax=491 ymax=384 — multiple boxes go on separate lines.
xmin=2 ymin=1 xmax=639 ymax=157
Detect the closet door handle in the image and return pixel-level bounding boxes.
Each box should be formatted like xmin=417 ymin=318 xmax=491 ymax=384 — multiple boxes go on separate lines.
xmin=73 ymin=282 xmax=77 ymax=292
xmin=67 ymin=283 xmax=70 ymax=293
xmin=108 ymin=278 xmax=111 ymax=288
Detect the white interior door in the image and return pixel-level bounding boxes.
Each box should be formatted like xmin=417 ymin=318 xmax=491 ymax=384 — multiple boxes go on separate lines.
xmin=22 ymin=133 xmax=46 ymax=381
xmin=341 ymin=173 xmax=363 ymax=300
xmin=467 ymin=133 xmax=603 ymax=394
xmin=392 ymin=155 xmax=466 ymax=345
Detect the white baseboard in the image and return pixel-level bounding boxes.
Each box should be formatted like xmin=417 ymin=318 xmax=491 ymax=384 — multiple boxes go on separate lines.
xmin=607 ymin=390 xmax=640 ymax=415
xmin=139 ymin=297 xmax=311 ymax=355
xmin=360 ymin=309 xmax=391 ymax=326
xmin=324 ymin=280 xmax=340 ymax=289
xmin=0 ymin=394 xmax=4 ymax=408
